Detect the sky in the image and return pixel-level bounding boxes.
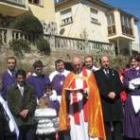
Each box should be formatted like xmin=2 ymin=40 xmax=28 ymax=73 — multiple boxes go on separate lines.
xmin=102 ymin=0 xmax=140 ymax=35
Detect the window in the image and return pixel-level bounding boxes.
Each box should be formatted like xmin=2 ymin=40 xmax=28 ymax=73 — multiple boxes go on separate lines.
xmin=5 ymin=0 xmax=25 ymax=5
xmin=107 ymin=13 xmax=116 ymax=35
xmin=54 ymin=0 xmax=64 ymax=3
xmin=121 ymin=14 xmax=133 ymax=36
xmin=90 ymin=8 xmax=99 ymax=24
xmin=60 ymin=8 xmax=73 ymax=26
xmin=29 ymin=0 xmax=41 ymax=5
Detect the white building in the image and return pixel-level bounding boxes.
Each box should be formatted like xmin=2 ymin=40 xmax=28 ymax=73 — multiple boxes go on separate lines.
xmin=55 ymin=0 xmax=140 ymax=55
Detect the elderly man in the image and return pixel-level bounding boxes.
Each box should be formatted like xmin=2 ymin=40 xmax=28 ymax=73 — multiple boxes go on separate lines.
xmin=59 ymin=56 xmax=106 ymax=140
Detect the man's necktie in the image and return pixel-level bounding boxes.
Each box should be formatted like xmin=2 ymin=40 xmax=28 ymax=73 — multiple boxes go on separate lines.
xmin=105 ymin=69 xmax=110 ymax=78
xmin=19 ymin=86 xmax=24 ymax=96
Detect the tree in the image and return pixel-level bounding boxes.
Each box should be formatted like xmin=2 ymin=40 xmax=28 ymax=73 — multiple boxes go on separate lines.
xmin=9 ymin=14 xmax=43 ymax=35
xmin=9 ymin=39 xmax=30 ymax=57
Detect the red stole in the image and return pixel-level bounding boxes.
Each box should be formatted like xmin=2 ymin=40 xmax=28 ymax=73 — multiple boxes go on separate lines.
xmin=71 ymin=68 xmax=88 ymax=124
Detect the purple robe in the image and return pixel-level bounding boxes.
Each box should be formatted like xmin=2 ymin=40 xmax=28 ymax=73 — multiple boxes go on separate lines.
xmin=49 ymin=70 xmax=69 ymax=96
xmin=52 ymin=74 xmax=66 ymax=96
xmin=123 ymin=68 xmax=140 ymax=138
xmin=26 ymin=74 xmax=50 ymax=99
xmin=1 ymin=70 xmax=16 ymax=98
xmin=48 ymin=100 xmax=59 ymax=115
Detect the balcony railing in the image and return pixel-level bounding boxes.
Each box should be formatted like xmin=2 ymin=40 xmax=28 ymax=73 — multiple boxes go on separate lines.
xmin=0 ymin=0 xmax=25 ymax=6
xmin=0 ymin=27 xmax=115 ymax=56
xmin=0 ymin=28 xmax=39 ymax=44
xmin=45 ymin=35 xmax=115 ymax=55
xmin=122 ymin=26 xmax=133 ymax=37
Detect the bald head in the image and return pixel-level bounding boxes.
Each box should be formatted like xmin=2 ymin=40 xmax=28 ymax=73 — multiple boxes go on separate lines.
xmin=100 ymin=56 xmax=110 ymax=69
xmin=72 ymin=57 xmax=83 ymax=73
xmin=72 ymin=57 xmax=82 ymax=64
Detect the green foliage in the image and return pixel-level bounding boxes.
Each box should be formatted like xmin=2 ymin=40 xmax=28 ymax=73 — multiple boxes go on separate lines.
xmin=9 ymin=15 xmax=43 ymax=35
xmin=36 ymin=38 xmax=51 ymax=55
xmin=9 ymin=39 xmax=30 ymax=57
xmin=111 ymin=56 xmax=129 ymax=69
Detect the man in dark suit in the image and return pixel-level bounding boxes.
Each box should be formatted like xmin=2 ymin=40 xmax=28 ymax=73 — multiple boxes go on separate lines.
xmin=94 ymin=56 xmax=123 ymax=140
xmin=6 ymin=69 xmax=37 ymax=140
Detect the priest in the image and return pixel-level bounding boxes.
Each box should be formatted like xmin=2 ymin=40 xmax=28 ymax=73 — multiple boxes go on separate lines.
xmin=59 ymin=56 xmax=106 ymax=140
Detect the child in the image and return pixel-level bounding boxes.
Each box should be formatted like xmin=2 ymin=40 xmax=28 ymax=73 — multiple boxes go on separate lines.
xmin=35 ymin=83 xmax=59 ymax=140
xmin=43 ymin=83 xmax=60 ymax=114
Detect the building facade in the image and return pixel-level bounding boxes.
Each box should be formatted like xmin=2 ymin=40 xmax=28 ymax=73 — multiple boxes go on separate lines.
xmin=55 ymin=0 xmax=140 ymax=55
xmin=28 ymin=0 xmax=57 ymax=34
xmin=0 ymin=0 xmax=139 ymax=57
xmin=0 ymin=0 xmax=57 ymax=34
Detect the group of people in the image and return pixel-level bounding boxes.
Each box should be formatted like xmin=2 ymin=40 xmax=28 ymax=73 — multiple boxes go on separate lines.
xmin=1 ymin=54 xmax=140 ymax=140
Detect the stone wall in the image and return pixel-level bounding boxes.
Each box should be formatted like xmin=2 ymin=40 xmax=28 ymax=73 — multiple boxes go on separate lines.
xmin=0 ymin=27 xmax=118 ymax=75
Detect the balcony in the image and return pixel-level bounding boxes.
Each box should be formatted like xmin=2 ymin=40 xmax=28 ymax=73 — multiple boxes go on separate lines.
xmin=107 ymin=24 xmax=134 ymax=41
xmin=107 ymin=11 xmax=135 ymax=41
xmin=0 ymin=0 xmax=28 ymax=16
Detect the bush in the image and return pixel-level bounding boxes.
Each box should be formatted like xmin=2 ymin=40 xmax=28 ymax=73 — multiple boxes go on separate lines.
xmin=111 ymin=56 xmax=129 ymax=69
xmin=36 ymin=38 xmax=51 ymax=55
xmin=9 ymin=15 xmax=43 ymax=35
xmin=9 ymin=39 xmax=30 ymax=56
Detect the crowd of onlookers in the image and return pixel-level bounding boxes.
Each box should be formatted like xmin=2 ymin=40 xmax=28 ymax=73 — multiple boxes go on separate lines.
xmin=0 ymin=55 xmax=140 ymax=140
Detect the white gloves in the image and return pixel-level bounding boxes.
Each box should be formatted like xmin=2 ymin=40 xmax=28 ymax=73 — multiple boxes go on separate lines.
xmin=129 ymin=78 xmax=140 ymax=89
xmin=49 ymin=90 xmax=58 ymax=101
